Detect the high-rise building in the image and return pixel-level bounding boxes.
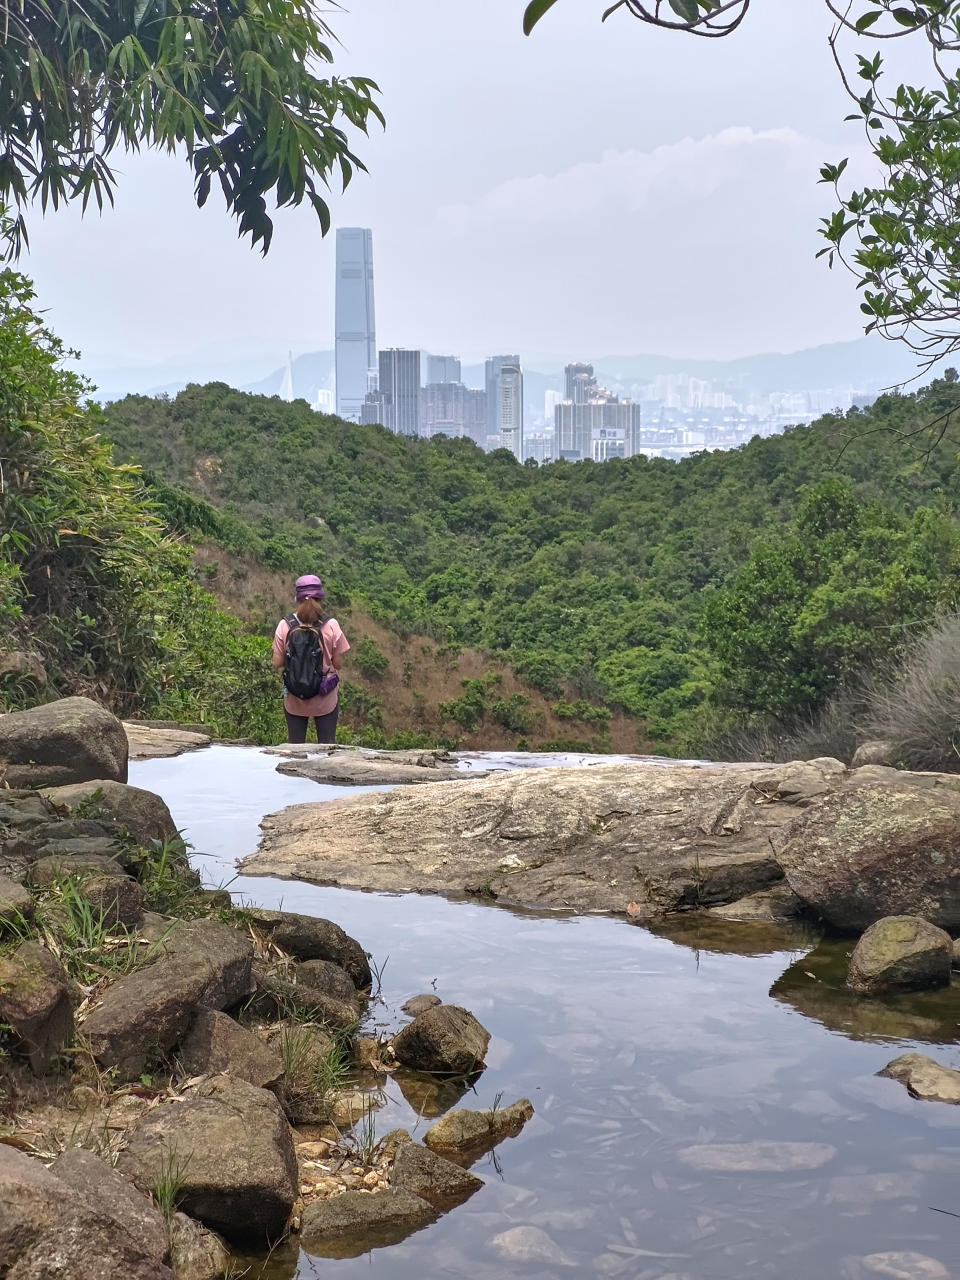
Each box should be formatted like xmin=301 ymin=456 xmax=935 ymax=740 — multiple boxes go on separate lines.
xmin=427 ymin=355 xmax=461 ymax=385
xmin=555 ymin=399 xmax=642 ymax=460
xmin=565 ymin=362 xmax=595 ymax=403
xmin=485 ymin=354 xmax=520 ymax=439
xmin=498 ymin=364 xmax=524 ymax=462
xmin=378 ymin=348 xmax=421 ymax=435
xmin=335 ymin=228 xmax=376 ymax=422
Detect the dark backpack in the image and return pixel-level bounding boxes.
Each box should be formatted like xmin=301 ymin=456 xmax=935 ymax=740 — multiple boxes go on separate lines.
xmin=283 ymin=613 xmax=338 ymax=700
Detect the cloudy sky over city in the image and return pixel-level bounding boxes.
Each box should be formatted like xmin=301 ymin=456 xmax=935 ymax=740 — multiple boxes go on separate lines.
xmin=21 ymin=1 xmax=924 ymax=382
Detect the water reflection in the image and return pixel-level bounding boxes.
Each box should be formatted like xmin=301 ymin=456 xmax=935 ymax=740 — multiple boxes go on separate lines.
xmin=771 ymin=939 xmax=960 ymax=1046
xmin=132 ymin=748 xmax=960 ymax=1279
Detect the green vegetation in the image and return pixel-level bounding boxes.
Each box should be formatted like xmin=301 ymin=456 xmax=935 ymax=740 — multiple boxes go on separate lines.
xmin=0 ymin=0 xmax=381 ymax=257
xmin=0 ymin=268 xmax=282 ymax=739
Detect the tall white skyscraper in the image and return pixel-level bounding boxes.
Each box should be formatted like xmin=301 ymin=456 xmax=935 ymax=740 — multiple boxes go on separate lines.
xmin=378 ymin=349 xmax=421 ymax=435
xmin=485 ymin=354 xmax=520 ymax=441
xmin=335 ymin=228 xmax=376 ymax=422
xmin=498 ymin=364 xmax=524 ymax=462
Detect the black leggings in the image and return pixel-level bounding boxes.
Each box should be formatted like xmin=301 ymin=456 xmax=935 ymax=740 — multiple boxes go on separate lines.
xmin=284 ymin=706 xmax=339 ymax=744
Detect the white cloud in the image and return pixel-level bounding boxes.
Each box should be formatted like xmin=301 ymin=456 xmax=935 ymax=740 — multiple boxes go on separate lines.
xmin=406 ymin=127 xmax=873 ymax=359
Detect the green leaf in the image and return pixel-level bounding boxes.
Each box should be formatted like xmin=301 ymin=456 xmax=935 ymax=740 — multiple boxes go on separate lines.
xmin=668 ymin=0 xmax=702 ymax=21
xmin=855 ymin=10 xmax=881 ymax=31
xmin=523 ymin=0 xmax=563 ymax=35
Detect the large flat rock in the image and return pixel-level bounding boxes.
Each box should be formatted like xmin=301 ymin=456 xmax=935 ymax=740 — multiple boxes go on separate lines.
xmin=267 ymin=745 xmax=479 ymax=786
xmin=241 ymin=758 xmax=845 ymax=914
xmin=123 ymin=722 xmax=212 ymax=761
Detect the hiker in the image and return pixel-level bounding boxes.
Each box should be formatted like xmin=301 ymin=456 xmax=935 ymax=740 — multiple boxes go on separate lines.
xmin=272 ymin=575 xmax=350 ymax=744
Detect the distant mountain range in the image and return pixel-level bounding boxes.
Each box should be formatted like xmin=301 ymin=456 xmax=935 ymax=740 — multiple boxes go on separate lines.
xmin=82 ymin=334 xmax=925 ymax=413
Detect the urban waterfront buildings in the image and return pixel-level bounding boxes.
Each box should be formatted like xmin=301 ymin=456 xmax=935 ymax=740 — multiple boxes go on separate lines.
xmin=334 ymin=228 xmax=377 ymax=422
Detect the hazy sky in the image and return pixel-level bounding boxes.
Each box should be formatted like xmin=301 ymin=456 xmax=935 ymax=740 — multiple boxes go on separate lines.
xmin=21 ymin=1 xmax=915 ymax=377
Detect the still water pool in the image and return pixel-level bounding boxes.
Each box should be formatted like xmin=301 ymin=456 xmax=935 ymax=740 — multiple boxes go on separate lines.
xmin=132 ymin=746 xmax=960 ymax=1279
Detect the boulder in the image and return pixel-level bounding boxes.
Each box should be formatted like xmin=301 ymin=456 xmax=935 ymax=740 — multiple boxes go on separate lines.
xmin=78 ymin=873 xmax=145 ymax=928
xmin=249 ymin=960 xmax=359 ymax=1030
xmin=0 ymin=1145 xmax=173 ymax=1279
xmin=28 ymin=852 xmax=128 ymax=888
xmin=774 ymin=768 xmax=960 ymax=930
xmin=244 ymin=909 xmax=371 ymax=988
xmin=299 ymin=1188 xmax=434 ymax=1259
xmin=242 ymin=758 xmax=846 ymax=914
xmin=879 ymin=1053 xmax=960 ymax=1103
xmin=401 ymin=993 xmax=442 ymax=1016
xmin=0 ymin=649 xmax=46 ymax=688
xmin=179 ymin=1009 xmax=283 ymax=1088
xmin=81 ymin=919 xmax=254 ymax=1079
xmin=118 ymin=1075 xmax=297 ymax=1244
xmin=424 ymin=1099 xmax=534 ymax=1163
xmin=0 ymin=941 xmax=73 ymax=1073
xmin=51 ymin=1148 xmax=169 ymax=1263
xmin=296 ymin=958 xmax=363 ymax=1006
xmin=42 ymin=778 xmax=180 ymax=847
xmin=395 ymin=1071 xmax=475 ymax=1120
xmin=391 ymin=1004 xmax=490 ymax=1076
xmin=0 ymin=697 xmax=128 ymax=788
xmin=167 ymin=1212 xmax=231 ymax=1280
xmin=847 ymin=916 xmax=952 ymax=995
xmin=851 ymin=740 xmax=898 ymax=768
xmin=389 ymin=1140 xmax=483 ymax=1208
xmin=0 ymin=874 xmax=33 ymax=929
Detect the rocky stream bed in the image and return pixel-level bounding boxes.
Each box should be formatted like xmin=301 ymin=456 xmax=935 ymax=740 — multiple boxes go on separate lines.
xmin=4 ymin=699 xmax=960 ymax=1277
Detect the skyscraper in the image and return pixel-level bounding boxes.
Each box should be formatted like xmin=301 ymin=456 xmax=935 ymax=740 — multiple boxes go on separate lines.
xmin=378 ymin=349 xmax=421 ymax=435
xmin=564 ymin=362 xmax=595 ymax=403
xmin=427 ymin=354 xmax=461 ymax=385
xmin=335 ymin=228 xmax=376 ymax=422
xmin=485 ymin=354 xmax=520 ymax=441
xmin=498 ymin=364 xmax=524 ymax=462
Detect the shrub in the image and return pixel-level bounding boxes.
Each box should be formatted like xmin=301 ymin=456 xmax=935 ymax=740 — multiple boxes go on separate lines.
xmin=490 ymin=693 xmax=537 ymax=734
xmin=552 ymin=699 xmax=611 ymax=724
xmin=860 ymin=610 xmax=960 ymax=771
xmin=353 ymin=634 xmax=389 ymax=678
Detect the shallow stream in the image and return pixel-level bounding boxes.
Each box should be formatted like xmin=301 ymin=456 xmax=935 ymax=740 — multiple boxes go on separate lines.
xmin=132 ymin=745 xmax=960 ymax=1279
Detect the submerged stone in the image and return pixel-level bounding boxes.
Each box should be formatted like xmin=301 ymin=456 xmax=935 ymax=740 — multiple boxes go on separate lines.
xmin=675 ymin=1141 xmax=837 ymax=1172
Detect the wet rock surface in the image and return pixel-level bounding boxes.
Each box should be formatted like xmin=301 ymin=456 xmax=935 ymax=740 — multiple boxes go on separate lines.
xmin=0 ymin=696 xmax=129 ymax=788
xmin=847 ymin=916 xmax=953 ymax=995
xmin=245 ymin=758 xmax=846 ymax=912
xmin=676 ymin=1141 xmax=837 ymax=1172
xmin=423 ymin=1099 xmax=534 ymax=1164
xmin=879 ymin=1053 xmax=960 ymax=1103
xmin=389 ymin=1140 xmax=483 ymax=1208
xmin=299 ymin=1188 xmax=435 ymax=1258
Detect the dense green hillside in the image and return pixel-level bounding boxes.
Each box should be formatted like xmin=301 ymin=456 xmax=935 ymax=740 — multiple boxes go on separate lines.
xmin=103 ymin=377 xmax=960 ymax=750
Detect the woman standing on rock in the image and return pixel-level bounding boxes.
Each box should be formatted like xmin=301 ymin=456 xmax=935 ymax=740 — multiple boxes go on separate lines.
xmin=272 ymin=575 xmax=350 ymax=744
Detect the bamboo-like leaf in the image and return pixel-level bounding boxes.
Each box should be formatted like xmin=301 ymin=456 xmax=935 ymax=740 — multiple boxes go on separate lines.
xmin=523 ymin=0 xmax=563 ymax=35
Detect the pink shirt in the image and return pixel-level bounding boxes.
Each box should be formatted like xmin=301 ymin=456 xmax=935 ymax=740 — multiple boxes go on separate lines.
xmin=273 ymin=615 xmax=350 ymax=717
